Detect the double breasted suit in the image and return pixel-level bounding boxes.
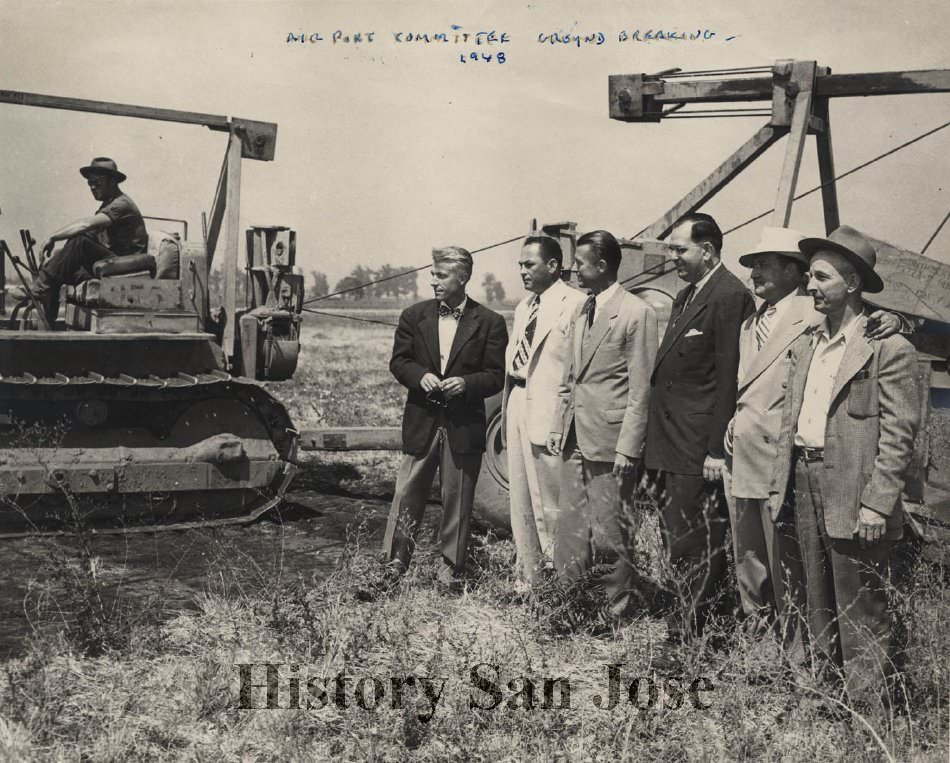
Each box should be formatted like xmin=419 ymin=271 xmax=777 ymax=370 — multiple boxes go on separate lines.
xmin=646 ymin=266 xmax=754 ymax=473
xmin=383 ymin=298 xmax=507 ymax=573
xmin=769 ymin=314 xmax=921 ymax=704
xmin=723 ymin=294 xmax=819 ymax=624
xmin=644 ymin=265 xmax=754 ymax=640
xmin=503 ymin=280 xmax=587 ymax=582
xmin=551 ymin=285 xmax=658 ymax=615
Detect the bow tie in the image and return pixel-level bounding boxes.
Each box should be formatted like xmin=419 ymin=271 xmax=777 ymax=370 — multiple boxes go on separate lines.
xmin=438 ymin=303 xmax=462 ymax=320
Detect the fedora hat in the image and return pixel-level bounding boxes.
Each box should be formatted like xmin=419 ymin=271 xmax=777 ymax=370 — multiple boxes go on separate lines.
xmin=738 ymin=226 xmax=809 ymax=268
xmin=798 ymin=225 xmax=884 ymax=294
xmin=79 ymin=157 xmax=126 ymax=183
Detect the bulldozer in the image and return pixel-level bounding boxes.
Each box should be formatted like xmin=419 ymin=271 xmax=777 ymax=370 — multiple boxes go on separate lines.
xmin=0 ymin=91 xmax=303 ymax=535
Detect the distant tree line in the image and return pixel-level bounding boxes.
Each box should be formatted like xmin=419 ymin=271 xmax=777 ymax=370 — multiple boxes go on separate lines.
xmin=306 ymin=264 xmax=420 ymax=301
xmin=305 ymin=265 xmax=507 ymax=304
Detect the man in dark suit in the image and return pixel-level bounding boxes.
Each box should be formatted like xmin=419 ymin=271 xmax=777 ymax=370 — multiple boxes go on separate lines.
xmin=644 ymin=213 xmax=754 ymax=659
xmin=382 ymin=246 xmax=508 ymax=587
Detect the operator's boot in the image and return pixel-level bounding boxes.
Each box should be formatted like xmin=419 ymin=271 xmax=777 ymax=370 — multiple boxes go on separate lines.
xmin=28 ymin=270 xmax=60 ymax=329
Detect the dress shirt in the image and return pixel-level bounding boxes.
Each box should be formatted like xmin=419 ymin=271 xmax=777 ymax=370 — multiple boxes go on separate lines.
xmin=764 ymin=288 xmax=798 ymax=328
xmin=594 ymin=281 xmax=621 ymax=312
xmin=795 ymin=313 xmax=864 ymax=447
xmin=691 ymin=262 xmax=722 ymax=301
xmin=438 ymin=296 xmax=467 ymax=374
xmin=751 ymin=288 xmax=798 ymax=352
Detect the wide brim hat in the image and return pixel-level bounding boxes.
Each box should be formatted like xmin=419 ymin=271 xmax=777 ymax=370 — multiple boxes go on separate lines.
xmin=798 ymin=225 xmax=884 ymax=294
xmin=738 ymin=226 xmax=809 ymax=268
xmin=79 ymin=157 xmax=126 ymax=183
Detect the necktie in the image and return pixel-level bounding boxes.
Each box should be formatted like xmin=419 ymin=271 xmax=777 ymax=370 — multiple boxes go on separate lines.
xmin=755 ymin=304 xmax=777 ymax=350
xmin=582 ymin=294 xmax=596 ymax=328
xmin=673 ymin=286 xmax=694 ymax=325
xmin=512 ymin=295 xmax=539 ymax=372
xmin=438 ymin=303 xmax=462 ymax=320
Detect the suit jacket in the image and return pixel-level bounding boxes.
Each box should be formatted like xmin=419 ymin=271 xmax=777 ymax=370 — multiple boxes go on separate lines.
xmin=390 ymin=298 xmax=507 ymax=455
xmin=552 ymin=286 xmax=658 ymax=462
xmin=502 ymin=279 xmax=587 ymax=445
xmin=768 ymin=315 xmax=921 ymax=539
xmin=728 ymin=294 xmax=823 ymax=498
xmin=645 ymin=265 xmax=754 ymax=475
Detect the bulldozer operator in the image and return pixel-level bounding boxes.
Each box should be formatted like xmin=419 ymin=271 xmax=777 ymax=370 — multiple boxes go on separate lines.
xmin=30 ymin=157 xmax=148 ymax=326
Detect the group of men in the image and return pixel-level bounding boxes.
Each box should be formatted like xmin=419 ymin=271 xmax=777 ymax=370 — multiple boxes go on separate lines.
xmin=381 ymin=212 xmax=920 ymax=713
xmin=31 ymin=160 xmax=922 ymax=712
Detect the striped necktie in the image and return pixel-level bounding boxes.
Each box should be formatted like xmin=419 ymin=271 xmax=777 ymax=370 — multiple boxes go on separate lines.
xmin=755 ymin=304 xmax=777 ymax=350
xmin=512 ymin=295 xmax=540 ymax=372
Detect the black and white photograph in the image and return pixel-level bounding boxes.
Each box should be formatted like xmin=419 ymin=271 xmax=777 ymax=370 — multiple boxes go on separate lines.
xmin=0 ymin=0 xmax=948 ymax=759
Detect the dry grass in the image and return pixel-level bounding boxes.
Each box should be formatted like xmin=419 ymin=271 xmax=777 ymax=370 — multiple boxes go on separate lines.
xmin=1 ymin=313 xmax=948 ymax=761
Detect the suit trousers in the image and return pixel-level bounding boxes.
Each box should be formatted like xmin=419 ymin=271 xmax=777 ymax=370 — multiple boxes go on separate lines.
xmin=506 ymin=385 xmax=561 ymax=583
xmin=554 ymin=430 xmax=639 ymax=617
xmin=382 ymin=427 xmax=482 ymax=573
xmin=723 ymin=463 xmax=805 ymax=644
xmin=653 ymin=471 xmax=730 ymax=641
xmin=794 ymin=457 xmax=895 ymax=707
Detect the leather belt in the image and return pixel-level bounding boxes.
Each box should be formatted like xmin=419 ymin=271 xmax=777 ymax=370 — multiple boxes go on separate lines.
xmin=509 ymin=376 xmax=526 ymax=388
xmin=795 ymin=446 xmax=824 ymax=462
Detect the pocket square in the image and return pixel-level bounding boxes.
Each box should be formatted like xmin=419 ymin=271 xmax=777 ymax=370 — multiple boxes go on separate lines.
xmin=684 ymin=328 xmax=704 ymax=337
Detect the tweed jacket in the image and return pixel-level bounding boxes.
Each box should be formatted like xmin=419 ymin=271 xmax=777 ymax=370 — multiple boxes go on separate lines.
xmin=552 ymin=285 xmax=658 ymax=462
xmin=768 ymin=314 xmax=921 ymax=539
xmin=645 ymin=266 xmax=754 ymax=475
xmin=727 ymin=294 xmax=823 ymax=498
xmin=502 ymin=279 xmax=587 ymax=446
xmin=390 ymin=298 xmax=507 ymax=455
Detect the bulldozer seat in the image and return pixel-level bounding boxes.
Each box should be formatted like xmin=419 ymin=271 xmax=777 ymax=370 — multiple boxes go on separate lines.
xmin=92 ymin=252 xmax=156 ymax=279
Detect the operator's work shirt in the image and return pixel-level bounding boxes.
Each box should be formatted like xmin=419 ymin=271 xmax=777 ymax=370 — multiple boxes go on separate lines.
xmin=95 ymin=193 xmax=148 ymax=255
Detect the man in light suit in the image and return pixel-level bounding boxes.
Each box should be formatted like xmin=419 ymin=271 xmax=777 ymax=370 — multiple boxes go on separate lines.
xmin=725 ymin=227 xmax=903 ymax=639
xmin=644 ymin=213 xmax=754 ymax=659
xmin=547 ymin=230 xmax=658 ymax=617
xmin=769 ymin=226 xmax=920 ymax=709
xmin=383 ymin=246 xmax=508 ymax=587
xmin=504 ymin=235 xmax=586 ymax=586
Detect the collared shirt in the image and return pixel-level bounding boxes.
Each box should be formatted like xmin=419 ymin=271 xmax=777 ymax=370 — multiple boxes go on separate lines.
xmin=747 ymin=288 xmax=798 ymax=357
xmin=795 ymin=313 xmax=864 ymax=447
xmin=691 ymin=261 xmax=722 ymax=301
xmin=765 ymin=287 xmax=799 ymax=328
xmin=594 ymin=281 xmax=621 ymax=311
xmin=438 ymin=296 xmax=467 ymax=374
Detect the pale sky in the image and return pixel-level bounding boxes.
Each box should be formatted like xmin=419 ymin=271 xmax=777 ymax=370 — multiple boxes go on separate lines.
xmin=1 ymin=0 xmax=948 ymax=301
